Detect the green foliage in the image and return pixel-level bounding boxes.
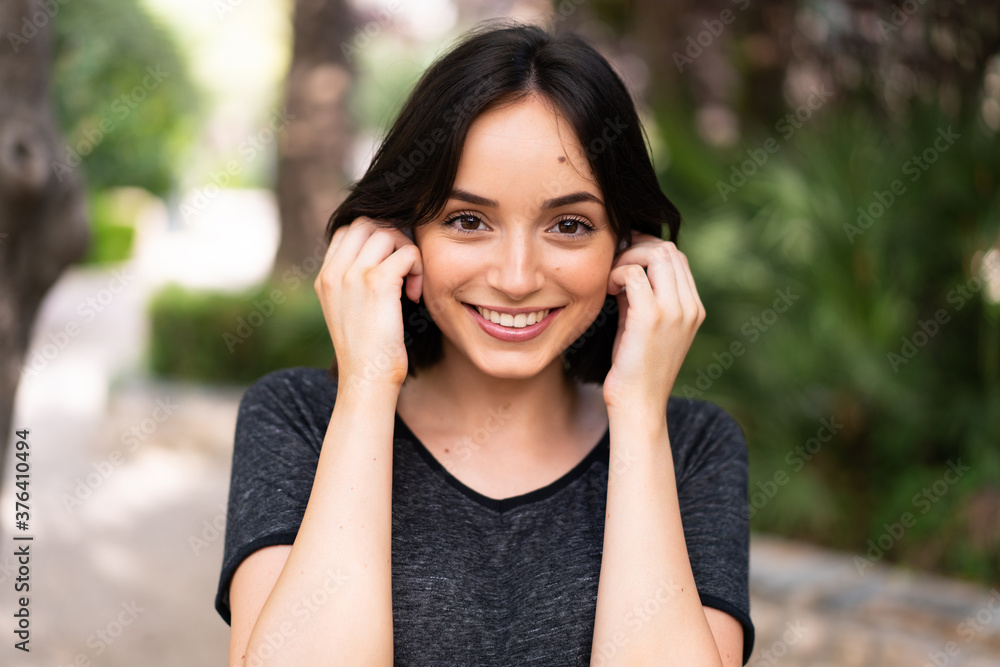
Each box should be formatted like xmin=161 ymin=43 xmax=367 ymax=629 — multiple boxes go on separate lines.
xmin=147 ymin=281 xmax=332 ymax=385
xmin=78 ymin=189 xmax=139 ymax=265
xmin=661 ymin=102 xmax=1000 ymax=585
xmin=51 ymin=0 xmax=200 ymax=197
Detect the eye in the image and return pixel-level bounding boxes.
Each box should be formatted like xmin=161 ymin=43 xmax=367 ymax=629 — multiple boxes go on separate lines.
xmin=443 ymin=211 xmax=488 ymax=234
xmin=549 ymin=216 xmax=598 ymax=237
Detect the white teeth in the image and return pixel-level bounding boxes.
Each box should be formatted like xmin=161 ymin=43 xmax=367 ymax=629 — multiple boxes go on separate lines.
xmin=475 ymin=306 xmax=551 ymax=328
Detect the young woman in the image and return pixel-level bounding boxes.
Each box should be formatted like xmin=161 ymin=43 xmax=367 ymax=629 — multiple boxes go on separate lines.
xmin=217 ymin=22 xmax=754 ymax=666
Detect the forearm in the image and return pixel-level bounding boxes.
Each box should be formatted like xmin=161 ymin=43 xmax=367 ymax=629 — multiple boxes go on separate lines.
xmin=590 ymin=407 xmax=722 ymax=667
xmin=245 ymin=383 xmax=398 ymax=666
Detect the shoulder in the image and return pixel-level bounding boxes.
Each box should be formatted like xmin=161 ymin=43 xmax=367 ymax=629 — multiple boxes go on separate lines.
xmin=240 ymin=365 xmax=338 ymax=408
xmin=665 ymin=396 xmax=748 ymax=479
xmin=234 ymin=366 xmax=338 ymax=458
xmin=237 ymin=366 xmax=338 ymax=425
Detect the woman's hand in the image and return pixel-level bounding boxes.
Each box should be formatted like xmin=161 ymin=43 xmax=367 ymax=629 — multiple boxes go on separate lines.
xmin=314 ymin=217 xmax=423 ymax=390
xmin=602 ymin=230 xmax=705 ymax=413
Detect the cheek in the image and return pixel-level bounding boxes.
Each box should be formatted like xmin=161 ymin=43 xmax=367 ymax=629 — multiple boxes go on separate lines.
xmin=557 ymin=252 xmax=614 ymax=298
xmin=418 ymin=242 xmax=477 ymax=306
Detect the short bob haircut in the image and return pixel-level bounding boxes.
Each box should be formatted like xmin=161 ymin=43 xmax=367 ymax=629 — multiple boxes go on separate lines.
xmin=324 ymin=21 xmax=681 ymax=385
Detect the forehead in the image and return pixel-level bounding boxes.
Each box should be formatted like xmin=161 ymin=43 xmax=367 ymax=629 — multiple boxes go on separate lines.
xmin=454 ymin=95 xmax=599 ymax=193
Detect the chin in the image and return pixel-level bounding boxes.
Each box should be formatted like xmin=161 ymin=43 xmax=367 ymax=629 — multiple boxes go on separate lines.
xmin=467 ymin=349 xmax=560 ymax=381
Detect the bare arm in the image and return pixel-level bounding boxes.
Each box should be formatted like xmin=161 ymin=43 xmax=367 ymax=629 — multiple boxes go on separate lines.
xmin=228 ymin=218 xmax=423 ymax=665
xmin=590 ymin=414 xmax=742 ymax=666
xmin=229 ymin=385 xmax=398 ymax=666
xmin=593 ymin=234 xmax=744 ymax=665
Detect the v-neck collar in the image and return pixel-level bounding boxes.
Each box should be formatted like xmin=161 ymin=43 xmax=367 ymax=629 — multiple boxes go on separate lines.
xmin=393 ymin=411 xmax=610 ymax=513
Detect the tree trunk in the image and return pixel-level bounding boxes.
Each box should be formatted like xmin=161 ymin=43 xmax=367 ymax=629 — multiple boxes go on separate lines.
xmin=274 ymin=0 xmax=355 ymax=274
xmin=0 ymin=0 xmax=89 ymax=480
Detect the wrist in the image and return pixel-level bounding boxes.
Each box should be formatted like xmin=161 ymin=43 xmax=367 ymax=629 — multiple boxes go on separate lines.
xmin=605 ymin=392 xmax=669 ymax=421
xmin=336 ymin=374 xmax=403 ymax=406
xmin=607 ymin=406 xmax=668 ymax=438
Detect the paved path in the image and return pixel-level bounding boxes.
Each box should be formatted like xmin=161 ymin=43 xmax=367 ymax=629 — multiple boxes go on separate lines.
xmin=2 ymin=196 xmax=998 ymax=665
xmin=749 ymin=537 xmax=1000 ymax=666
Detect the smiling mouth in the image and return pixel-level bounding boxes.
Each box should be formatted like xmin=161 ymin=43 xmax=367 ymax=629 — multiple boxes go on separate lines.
xmin=472 ymin=305 xmax=553 ymax=329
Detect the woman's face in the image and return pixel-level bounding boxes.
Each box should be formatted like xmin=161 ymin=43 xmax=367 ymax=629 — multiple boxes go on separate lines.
xmin=414 ymin=95 xmax=618 ymax=380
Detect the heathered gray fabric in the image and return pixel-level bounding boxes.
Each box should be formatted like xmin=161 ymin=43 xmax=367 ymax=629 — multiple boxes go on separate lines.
xmin=216 ymin=366 xmax=754 ymax=664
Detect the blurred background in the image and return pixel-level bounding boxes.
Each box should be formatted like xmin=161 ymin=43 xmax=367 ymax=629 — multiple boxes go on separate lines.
xmin=1 ymin=0 xmax=998 ymax=664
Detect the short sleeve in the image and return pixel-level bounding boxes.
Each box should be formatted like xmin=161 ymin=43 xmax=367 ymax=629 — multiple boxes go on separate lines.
xmin=667 ymin=397 xmax=754 ymax=664
xmin=214 ymin=368 xmax=332 ymax=624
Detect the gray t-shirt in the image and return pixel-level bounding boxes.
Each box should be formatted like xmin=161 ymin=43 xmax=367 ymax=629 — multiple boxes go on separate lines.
xmin=216 ymin=366 xmax=754 ymax=664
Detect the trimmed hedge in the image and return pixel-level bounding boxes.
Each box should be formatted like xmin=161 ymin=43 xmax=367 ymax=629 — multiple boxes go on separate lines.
xmin=147 ymin=280 xmax=332 ymax=384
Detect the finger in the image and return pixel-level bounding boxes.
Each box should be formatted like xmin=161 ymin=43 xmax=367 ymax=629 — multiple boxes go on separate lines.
xmin=643 ymin=247 xmax=683 ymax=317
xmin=673 ymin=248 xmax=705 ymax=322
xmin=630 ymin=229 xmax=661 ymax=246
xmin=657 ymin=245 xmax=693 ymax=309
xmin=352 ymin=226 xmax=413 ymax=272
xmin=375 ymin=230 xmax=424 ymax=303
xmin=607 ymin=244 xmax=678 ymax=297
xmin=608 ymin=264 xmax=655 ymax=308
xmin=319 ymin=224 xmax=351 ymax=278
xmin=316 ymin=225 xmax=348 ymax=297
xmin=319 ymin=218 xmax=378 ymax=287
xmin=375 ymin=245 xmax=423 ymax=302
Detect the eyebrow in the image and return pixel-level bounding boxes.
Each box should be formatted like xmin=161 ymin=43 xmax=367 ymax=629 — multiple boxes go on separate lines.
xmin=449 ymin=188 xmax=604 ymax=209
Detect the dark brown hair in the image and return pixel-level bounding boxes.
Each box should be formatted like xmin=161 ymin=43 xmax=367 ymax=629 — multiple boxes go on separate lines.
xmin=324 ymin=21 xmax=681 ymax=384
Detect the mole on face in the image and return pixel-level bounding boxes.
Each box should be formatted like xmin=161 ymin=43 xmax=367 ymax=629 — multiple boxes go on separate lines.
xmin=558 ymin=156 xmax=566 ymax=163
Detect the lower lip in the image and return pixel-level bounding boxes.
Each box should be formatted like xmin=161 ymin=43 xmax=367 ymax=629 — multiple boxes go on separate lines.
xmin=465 ymin=304 xmax=561 ymax=342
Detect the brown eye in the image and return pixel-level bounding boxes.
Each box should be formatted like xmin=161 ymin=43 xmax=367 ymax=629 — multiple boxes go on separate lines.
xmin=556 ymin=219 xmax=580 ymax=234
xmin=443 ymin=212 xmax=487 ymax=234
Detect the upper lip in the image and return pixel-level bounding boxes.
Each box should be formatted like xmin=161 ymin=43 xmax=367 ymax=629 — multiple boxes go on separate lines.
xmin=465 ymin=303 xmax=561 ymax=315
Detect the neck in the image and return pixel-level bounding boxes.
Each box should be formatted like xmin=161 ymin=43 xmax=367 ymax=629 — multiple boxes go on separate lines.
xmin=397 ymin=340 xmax=584 ymax=449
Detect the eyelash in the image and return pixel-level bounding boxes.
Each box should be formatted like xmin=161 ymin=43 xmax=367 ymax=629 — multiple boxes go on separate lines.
xmin=441 ymin=211 xmax=598 ymax=238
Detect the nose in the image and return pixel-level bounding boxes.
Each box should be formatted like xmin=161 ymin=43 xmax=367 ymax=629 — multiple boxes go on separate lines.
xmin=485 ymin=228 xmax=544 ymax=300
